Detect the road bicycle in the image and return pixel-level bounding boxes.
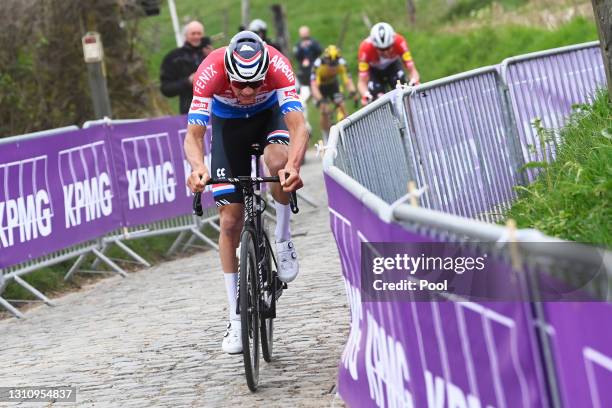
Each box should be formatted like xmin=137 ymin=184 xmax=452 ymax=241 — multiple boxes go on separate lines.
xmin=192 ymin=144 xmax=298 ymax=391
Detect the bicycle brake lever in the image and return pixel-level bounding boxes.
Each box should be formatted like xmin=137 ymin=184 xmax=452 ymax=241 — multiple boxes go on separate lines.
xmin=289 ymin=191 xmax=299 ymax=214
xmin=193 ymin=192 xmax=203 ymax=216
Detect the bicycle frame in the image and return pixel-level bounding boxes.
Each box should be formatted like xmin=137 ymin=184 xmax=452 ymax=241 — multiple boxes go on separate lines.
xmin=192 ymin=166 xmax=298 ymax=318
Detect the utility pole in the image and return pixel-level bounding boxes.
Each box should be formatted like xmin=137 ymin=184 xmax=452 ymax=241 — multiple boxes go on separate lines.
xmin=270 ymin=4 xmax=289 ymax=56
xmin=591 ymin=0 xmax=612 ymax=98
xmin=406 ymin=0 xmax=417 ymax=25
xmin=241 ymin=0 xmax=250 ymax=29
xmin=167 ymin=0 xmax=182 ymax=47
xmin=82 ymin=32 xmax=112 ymax=119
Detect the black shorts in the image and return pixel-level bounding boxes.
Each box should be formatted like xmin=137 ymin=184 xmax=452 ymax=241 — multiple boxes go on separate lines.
xmin=210 ymin=106 xmax=289 ymax=207
xmin=368 ymin=59 xmax=406 ymax=98
xmin=320 ymin=81 xmax=343 ymax=104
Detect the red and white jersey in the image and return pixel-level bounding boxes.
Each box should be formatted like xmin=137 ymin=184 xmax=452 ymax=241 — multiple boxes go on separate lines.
xmin=357 ymin=34 xmax=415 ymax=77
xmin=187 ymin=46 xmax=302 ymax=126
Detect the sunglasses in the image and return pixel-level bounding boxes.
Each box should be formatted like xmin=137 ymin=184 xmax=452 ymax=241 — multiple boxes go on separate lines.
xmin=377 ymin=46 xmax=393 ymax=52
xmin=322 ymin=58 xmax=339 ymax=67
xmin=231 ymin=80 xmax=264 ymax=89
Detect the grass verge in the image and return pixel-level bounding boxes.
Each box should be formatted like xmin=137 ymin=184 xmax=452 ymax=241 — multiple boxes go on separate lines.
xmin=504 ymin=91 xmax=612 ymax=247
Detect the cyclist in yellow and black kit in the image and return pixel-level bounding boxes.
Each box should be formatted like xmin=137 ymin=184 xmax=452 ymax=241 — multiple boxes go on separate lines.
xmin=310 ymin=45 xmax=358 ymax=138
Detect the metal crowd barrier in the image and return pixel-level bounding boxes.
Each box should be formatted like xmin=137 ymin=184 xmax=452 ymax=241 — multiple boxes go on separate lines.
xmin=401 ymin=67 xmax=525 ymax=221
xmin=323 ymin=40 xmax=610 ymax=407
xmin=88 ymin=210 xmax=220 ymax=274
xmin=335 ymin=94 xmax=413 ymax=204
xmin=331 ymin=41 xmax=605 ymax=222
xmin=1 ymin=115 xmax=316 ymax=318
xmin=0 ymin=126 xmax=128 ymax=318
xmin=500 ymin=41 xmax=605 ymax=181
xmin=0 ymin=120 xmax=222 ymax=318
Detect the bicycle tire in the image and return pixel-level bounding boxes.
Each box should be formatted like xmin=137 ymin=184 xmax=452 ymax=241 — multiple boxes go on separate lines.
xmin=239 ymin=228 xmax=260 ymax=391
xmin=260 ymin=230 xmax=274 ymax=362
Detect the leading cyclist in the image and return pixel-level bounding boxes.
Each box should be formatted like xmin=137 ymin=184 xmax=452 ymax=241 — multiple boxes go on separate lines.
xmin=183 ymin=32 xmax=308 ymax=354
xmin=357 ymin=22 xmax=420 ymax=105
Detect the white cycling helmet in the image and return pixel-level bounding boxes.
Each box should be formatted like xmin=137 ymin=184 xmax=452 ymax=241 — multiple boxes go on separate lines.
xmin=224 ymin=31 xmax=269 ymax=82
xmin=248 ymin=18 xmax=267 ymax=32
xmin=370 ymin=22 xmax=395 ymax=49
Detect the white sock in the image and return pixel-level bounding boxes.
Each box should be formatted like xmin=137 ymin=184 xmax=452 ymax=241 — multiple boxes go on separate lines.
xmin=223 ymin=272 xmax=239 ymax=321
xmin=274 ymin=201 xmax=291 ymax=242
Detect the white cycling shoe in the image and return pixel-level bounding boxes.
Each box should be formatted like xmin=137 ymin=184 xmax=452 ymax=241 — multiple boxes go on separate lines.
xmin=276 ymin=239 xmax=299 ymax=283
xmin=222 ymin=320 xmax=242 ymax=354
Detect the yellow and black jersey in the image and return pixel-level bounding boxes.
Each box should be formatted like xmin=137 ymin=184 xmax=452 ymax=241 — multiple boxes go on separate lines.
xmin=310 ymin=57 xmax=350 ymax=86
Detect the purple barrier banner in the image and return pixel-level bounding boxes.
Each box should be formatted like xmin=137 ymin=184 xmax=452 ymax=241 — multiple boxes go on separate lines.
xmin=0 ymin=127 xmax=122 ymax=268
xmin=325 ymin=175 xmax=547 ymax=408
xmin=545 ymin=302 xmax=612 ymax=407
xmin=503 ymin=45 xmax=606 ymax=181
xmin=108 ymin=116 xmax=213 ymax=227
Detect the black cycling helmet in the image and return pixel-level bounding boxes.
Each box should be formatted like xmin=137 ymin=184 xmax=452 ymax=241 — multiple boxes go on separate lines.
xmin=224 ymin=31 xmax=270 ymax=82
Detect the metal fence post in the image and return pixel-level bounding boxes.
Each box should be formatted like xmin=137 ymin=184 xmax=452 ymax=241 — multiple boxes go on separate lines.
xmin=82 ymin=32 xmax=112 ymax=119
xmin=498 ymin=75 xmax=528 ymax=187
xmin=524 ymin=263 xmax=563 ymax=408
xmin=393 ymin=86 xmax=419 ymax=187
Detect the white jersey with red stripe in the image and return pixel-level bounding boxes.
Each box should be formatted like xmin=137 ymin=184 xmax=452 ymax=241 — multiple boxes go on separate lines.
xmin=187 ymin=46 xmax=302 ymax=126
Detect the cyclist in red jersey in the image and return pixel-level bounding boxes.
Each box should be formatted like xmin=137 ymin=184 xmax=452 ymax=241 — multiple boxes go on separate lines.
xmin=183 ymin=31 xmax=308 ymax=354
xmin=357 ymin=22 xmax=420 ymax=105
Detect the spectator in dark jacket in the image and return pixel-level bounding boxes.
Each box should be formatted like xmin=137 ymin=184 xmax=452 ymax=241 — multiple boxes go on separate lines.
xmin=160 ymin=21 xmax=213 ymax=114
xmin=293 ymin=25 xmax=322 ymax=88
xmin=293 ymin=26 xmax=321 ymax=132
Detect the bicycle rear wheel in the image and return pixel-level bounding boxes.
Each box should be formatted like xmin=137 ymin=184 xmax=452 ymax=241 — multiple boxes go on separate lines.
xmin=239 ymin=229 xmax=260 ymax=391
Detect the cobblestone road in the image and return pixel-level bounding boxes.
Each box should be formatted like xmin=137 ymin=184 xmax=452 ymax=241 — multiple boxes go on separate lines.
xmin=0 ymin=153 xmax=349 ymax=407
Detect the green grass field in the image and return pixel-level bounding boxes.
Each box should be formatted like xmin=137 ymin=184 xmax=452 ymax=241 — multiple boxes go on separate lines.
xmin=504 ymin=91 xmax=612 ymax=247
xmin=139 ymin=1 xmax=596 ymax=98
xmin=138 ymin=0 xmax=596 ymax=142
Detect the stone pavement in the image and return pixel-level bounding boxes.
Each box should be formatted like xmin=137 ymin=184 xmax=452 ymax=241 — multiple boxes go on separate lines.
xmin=0 ymin=152 xmax=349 ymax=407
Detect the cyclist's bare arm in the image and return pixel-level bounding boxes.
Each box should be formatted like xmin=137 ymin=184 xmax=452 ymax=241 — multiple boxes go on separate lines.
xmin=405 ymin=61 xmax=420 ymax=85
xmin=281 ymin=111 xmax=308 ymax=191
xmin=184 ymin=123 xmax=210 ymax=192
xmin=310 ymin=80 xmax=323 ymax=103
xmin=357 ymin=72 xmax=370 ymax=99
xmin=345 ymin=76 xmax=357 ymax=95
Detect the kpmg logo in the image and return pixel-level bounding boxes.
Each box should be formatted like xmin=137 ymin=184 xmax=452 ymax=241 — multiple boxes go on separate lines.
xmin=0 ymin=156 xmax=53 ymax=248
xmin=121 ymin=133 xmax=177 ymax=210
xmin=59 ymin=141 xmax=114 ymax=229
xmin=365 ymin=310 xmax=414 ymax=408
xmin=127 ymin=162 xmax=175 ymax=209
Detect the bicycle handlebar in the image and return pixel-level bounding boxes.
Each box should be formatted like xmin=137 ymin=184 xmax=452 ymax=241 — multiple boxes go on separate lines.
xmin=192 ymin=176 xmax=299 ymax=216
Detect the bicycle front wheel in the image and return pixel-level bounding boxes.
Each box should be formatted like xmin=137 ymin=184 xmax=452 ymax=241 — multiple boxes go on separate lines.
xmin=260 ymin=231 xmax=274 ymax=362
xmin=239 ymin=228 xmax=260 ymax=392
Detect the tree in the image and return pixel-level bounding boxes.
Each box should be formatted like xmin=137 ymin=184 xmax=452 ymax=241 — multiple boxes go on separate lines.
xmin=591 ymin=0 xmax=612 ymax=99
xmin=406 ymin=0 xmax=416 ymax=25
xmin=0 ymin=0 xmax=166 ymax=137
